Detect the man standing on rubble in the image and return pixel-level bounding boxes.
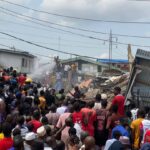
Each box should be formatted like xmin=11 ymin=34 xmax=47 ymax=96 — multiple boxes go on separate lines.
xmin=111 ymin=87 xmax=125 ymax=117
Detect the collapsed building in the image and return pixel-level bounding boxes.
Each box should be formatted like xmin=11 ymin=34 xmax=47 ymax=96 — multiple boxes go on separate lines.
xmin=126 ymin=49 xmax=150 ymax=107
xmin=67 ymin=72 xmax=129 ymax=102
xmin=79 ymin=49 xmax=150 ymax=106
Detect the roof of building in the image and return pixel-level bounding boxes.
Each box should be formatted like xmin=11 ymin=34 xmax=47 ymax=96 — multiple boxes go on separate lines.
xmin=0 ymin=49 xmax=35 ymax=58
xmin=97 ymin=59 xmax=129 ymax=64
xmin=61 ymin=57 xmax=108 ymax=67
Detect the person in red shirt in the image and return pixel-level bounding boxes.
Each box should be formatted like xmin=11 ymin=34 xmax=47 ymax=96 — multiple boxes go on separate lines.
xmin=95 ymin=100 xmax=109 ymax=148
xmin=28 ymin=111 xmax=42 ymax=133
xmin=81 ymin=101 xmax=96 ymax=136
xmin=18 ymin=73 xmax=26 ymax=87
xmin=106 ymin=105 xmax=121 ymax=130
xmin=0 ymin=122 xmax=13 ymax=150
xmin=2 ymin=72 xmax=10 ymax=82
xmin=72 ymin=101 xmax=83 ymax=124
xmin=144 ymin=130 xmax=150 ymax=144
xmin=111 ymin=87 xmax=125 ymax=116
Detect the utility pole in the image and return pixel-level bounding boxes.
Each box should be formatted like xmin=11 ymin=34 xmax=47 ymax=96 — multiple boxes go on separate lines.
xmin=108 ymin=30 xmax=118 ymax=70
xmin=109 ymin=30 xmax=112 ymax=70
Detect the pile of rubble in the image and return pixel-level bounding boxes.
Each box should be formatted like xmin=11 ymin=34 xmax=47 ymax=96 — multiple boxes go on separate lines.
xmin=76 ymin=73 xmax=130 ymax=101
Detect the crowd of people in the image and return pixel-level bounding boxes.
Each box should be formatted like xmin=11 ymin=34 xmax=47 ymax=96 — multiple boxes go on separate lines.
xmin=0 ymin=67 xmax=150 ymax=150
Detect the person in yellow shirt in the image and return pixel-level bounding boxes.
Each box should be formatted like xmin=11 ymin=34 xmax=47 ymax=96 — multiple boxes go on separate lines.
xmin=38 ymin=90 xmax=46 ymax=110
xmin=0 ymin=133 xmax=4 ymax=140
xmin=0 ymin=125 xmax=4 ymax=140
xmin=131 ymin=109 xmax=145 ymax=150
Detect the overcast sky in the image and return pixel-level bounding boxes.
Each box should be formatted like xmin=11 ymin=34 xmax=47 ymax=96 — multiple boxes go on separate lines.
xmin=0 ymin=0 xmax=150 ymax=61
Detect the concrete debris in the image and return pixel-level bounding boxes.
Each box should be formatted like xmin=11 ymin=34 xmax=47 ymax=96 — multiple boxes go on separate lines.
xmin=77 ymin=73 xmax=129 ymax=101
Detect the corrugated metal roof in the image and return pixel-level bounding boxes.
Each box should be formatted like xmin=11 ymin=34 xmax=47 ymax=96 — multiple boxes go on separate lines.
xmin=0 ymin=49 xmax=35 ymax=58
xmin=97 ymin=59 xmax=129 ymax=64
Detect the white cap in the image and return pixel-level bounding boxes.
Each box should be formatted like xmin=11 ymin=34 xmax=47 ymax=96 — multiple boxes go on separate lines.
xmin=37 ymin=126 xmax=46 ymax=137
xmin=25 ymin=132 xmax=36 ymax=141
xmin=101 ymin=94 xmax=107 ymax=100
xmin=0 ymin=98 xmax=3 ymax=102
xmin=119 ymin=136 xmax=130 ymax=145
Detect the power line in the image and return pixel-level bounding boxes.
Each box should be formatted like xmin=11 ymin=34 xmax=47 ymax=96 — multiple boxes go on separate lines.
xmin=0 ymin=19 xmax=70 ymax=35
xmin=0 ymin=36 xmax=103 ymax=49
xmin=0 ymin=19 xmax=101 ymax=44
xmin=0 ymin=8 xmax=110 ymax=42
xmin=1 ymin=8 xmax=150 ymax=49
xmin=1 ymin=9 xmax=150 ymax=49
xmin=1 ymin=31 xmax=150 ymax=64
xmin=0 ymin=30 xmax=60 ymax=40
xmin=0 ymin=3 xmax=108 ymax=34
xmin=0 ymin=43 xmax=10 ymax=48
xmin=0 ymin=37 xmax=125 ymax=59
xmin=0 ymin=31 xmax=101 ymax=47
xmin=129 ymin=0 xmax=150 ymax=1
xmin=1 ymin=8 xmax=127 ymax=56
xmin=1 ymin=7 xmax=150 ymax=40
xmin=0 ymin=20 xmax=106 ymax=45
xmin=2 ymin=18 xmax=150 ymax=41
xmin=113 ymin=33 xmax=150 ymax=39
xmin=0 ymin=43 xmax=53 ymax=58
xmin=0 ymin=38 xmax=124 ymax=58
xmin=2 ymin=21 xmax=150 ymax=43
xmin=1 ymin=0 xmax=150 ymax=24
xmin=0 ymin=31 xmax=107 ymax=59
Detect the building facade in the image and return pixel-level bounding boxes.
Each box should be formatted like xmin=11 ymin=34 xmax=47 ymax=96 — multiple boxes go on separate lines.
xmin=61 ymin=57 xmax=108 ymax=76
xmin=0 ymin=49 xmax=36 ymax=73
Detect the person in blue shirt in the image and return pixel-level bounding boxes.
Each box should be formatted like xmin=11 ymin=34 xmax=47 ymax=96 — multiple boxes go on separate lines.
xmin=111 ymin=118 xmax=130 ymax=138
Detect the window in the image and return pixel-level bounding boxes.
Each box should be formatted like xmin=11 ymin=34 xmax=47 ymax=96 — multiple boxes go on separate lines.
xmin=98 ymin=66 xmax=102 ymax=72
xmin=82 ymin=64 xmax=97 ymax=74
xmin=78 ymin=63 xmax=82 ymax=70
xmin=22 ymin=58 xmax=28 ymax=67
xmin=22 ymin=58 xmax=25 ymax=67
xmin=25 ymin=60 xmax=28 ymax=67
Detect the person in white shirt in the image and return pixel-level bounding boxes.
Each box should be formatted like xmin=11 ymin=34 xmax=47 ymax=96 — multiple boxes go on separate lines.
xmin=24 ymin=132 xmax=36 ymax=150
xmin=104 ymin=130 xmax=122 ymax=150
xmin=64 ymin=65 xmax=71 ymax=79
xmin=140 ymin=111 xmax=150 ymax=144
xmin=54 ymin=72 xmax=64 ymax=92
xmin=93 ymin=94 xmax=102 ymax=110
xmin=130 ymin=103 xmax=138 ymax=120
xmin=56 ymin=100 xmax=68 ymax=115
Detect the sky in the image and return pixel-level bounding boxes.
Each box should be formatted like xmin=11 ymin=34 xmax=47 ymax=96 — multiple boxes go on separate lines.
xmin=1 ymin=0 xmax=150 ymax=62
